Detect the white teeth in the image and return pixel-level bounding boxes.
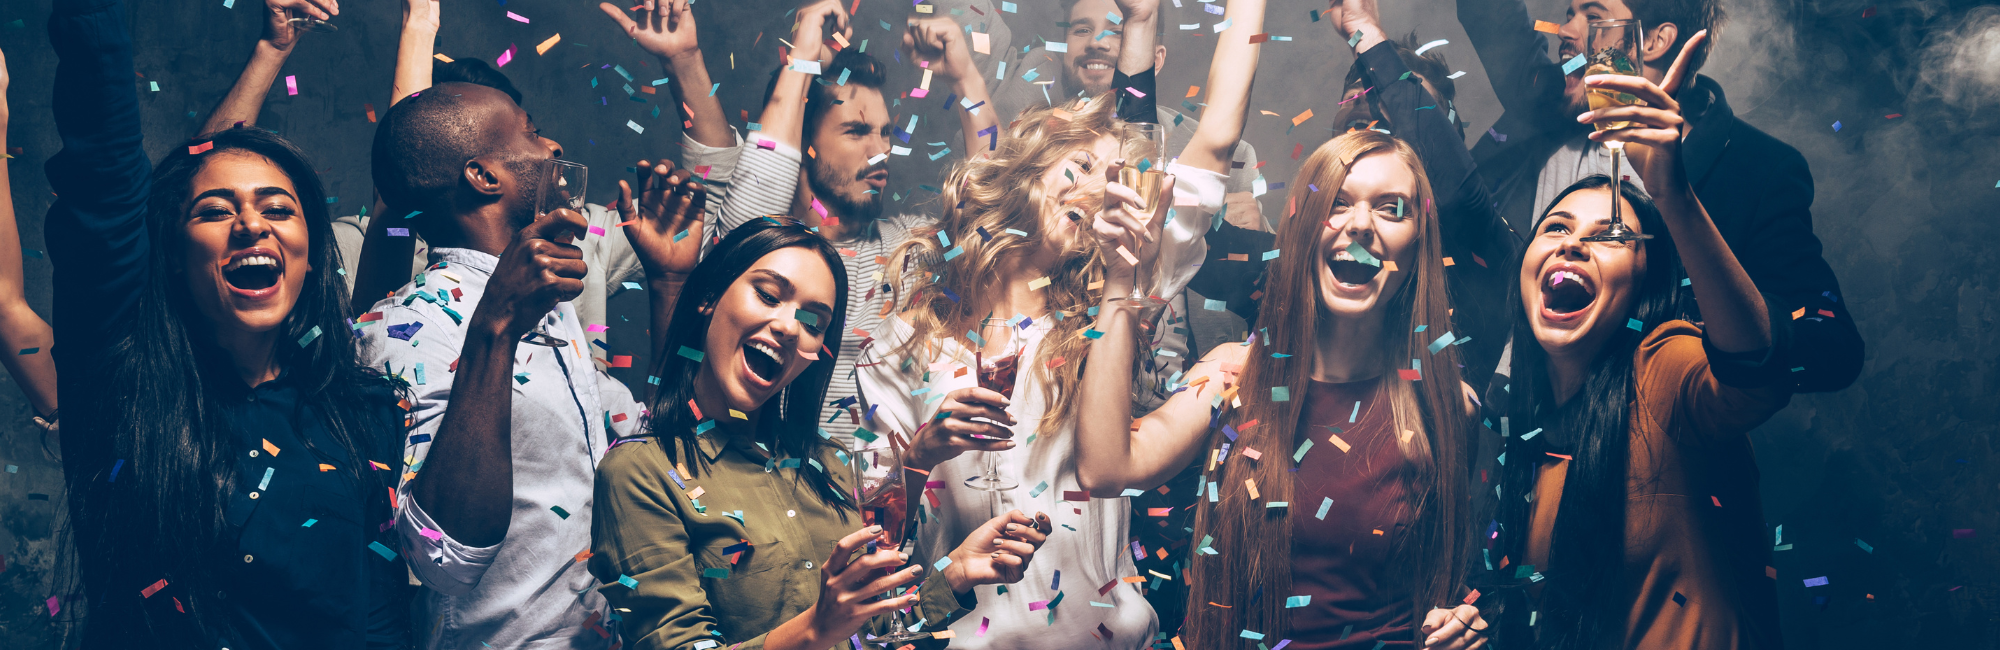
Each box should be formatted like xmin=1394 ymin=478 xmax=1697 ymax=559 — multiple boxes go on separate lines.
xmin=1547 ymin=270 xmax=1583 ymax=286
xmin=747 ymin=342 xmax=782 ymax=363
xmin=1083 ymin=63 xmax=1110 ymax=70
xmin=1333 ymin=249 xmax=1356 ymax=262
xmin=225 ymin=255 xmax=278 ymax=272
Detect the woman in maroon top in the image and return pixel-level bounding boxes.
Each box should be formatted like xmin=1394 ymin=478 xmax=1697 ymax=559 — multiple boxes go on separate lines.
xmin=1076 ymin=130 xmax=1486 ymax=649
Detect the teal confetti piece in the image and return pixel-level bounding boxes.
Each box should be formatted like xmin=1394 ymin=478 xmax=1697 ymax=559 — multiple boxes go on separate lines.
xmin=1261 ymin=249 xmax=1281 ymax=261
xmin=1627 ymin=318 xmax=1645 ymax=331
xmin=943 ymin=245 xmax=965 ymax=261
xmin=934 ymin=556 xmax=954 ymax=571
xmin=1266 ymin=502 xmax=1288 ymax=508
xmin=1316 ymin=497 xmax=1334 ymax=520
xmin=368 ymin=541 xmax=398 ymax=560
xmin=677 ymin=346 xmax=705 ymax=362
xmin=1344 ymin=242 xmax=1380 ymax=267
xmin=1561 ymin=54 xmax=1588 ymax=75
xmin=794 ymin=310 xmax=819 ymax=326
xmin=1855 ymin=539 xmax=1874 ymax=553
xmin=618 ymin=574 xmax=639 ymax=589
xmin=1203 ymin=299 xmax=1227 ymax=311
xmin=1120 ymin=488 xmax=1145 ymax=497
xmin=551 ymin=505 xmax=570 ymax=519
xmin=1286 ymin=595 xmax=1312 ymax=608
xmin=1084 ymin=329 xmax=1105 ymax=340
xmin=1028 ymin=481 xmax=1050 ymax=498
xmin=695 ymin=420 xmax=716 ymax=434
xmin=1271 ymin=386 xmax=1291 ymax=402
xmin=1242 ymin=630 xmax=1267 ymax=641
xmin=514 ymin=372 xmax=531 ymax=384
xmin=1293 ymin=439 xmax=1314 ymax=462
xmin=302 ymin=518 xmax=317 ymax=527
xmin=623 ymin=281 xmax=644 ymax=290
xmin=297 ymin=325 xmax=322 ymax=347
xmin=702 ymin=567 xmax=731 ymax=579
xmin=1426 ymin=331 xmax=1457 ymax=354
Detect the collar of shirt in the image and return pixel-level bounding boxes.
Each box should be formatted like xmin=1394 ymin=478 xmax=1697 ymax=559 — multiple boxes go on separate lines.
xmin=431 ymin=247 xmax=498 ymax=278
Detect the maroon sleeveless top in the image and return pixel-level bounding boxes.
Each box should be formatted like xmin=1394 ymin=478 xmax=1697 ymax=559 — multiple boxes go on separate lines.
xmin=1289 ymin=377 xmax=1417 ymax=649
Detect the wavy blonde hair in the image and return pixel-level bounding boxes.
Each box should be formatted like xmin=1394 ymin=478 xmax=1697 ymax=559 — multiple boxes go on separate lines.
xmin=884 ymin=95 xmax=1127 ymax=436
xmin=1183 ymin=131 xmax=1474 ymax=648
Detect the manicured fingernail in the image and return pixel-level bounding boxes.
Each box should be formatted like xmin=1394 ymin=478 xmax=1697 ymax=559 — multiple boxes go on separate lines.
xmin=865 ymin=525 xmax=883 ymax=533
xmin=899 ymin=552 xmax=910 ymax=561
xmin=1577 ymin=112 xmax=1592 ymax=122
xmin=1004 ymin=441 xmax=1017 ymax=448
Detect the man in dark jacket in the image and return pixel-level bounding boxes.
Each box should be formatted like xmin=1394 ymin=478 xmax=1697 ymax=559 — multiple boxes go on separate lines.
xmin=1458 ymin=0 xmax=1863 ymax=392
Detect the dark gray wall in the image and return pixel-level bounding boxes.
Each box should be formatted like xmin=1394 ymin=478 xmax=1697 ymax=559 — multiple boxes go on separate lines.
xmin=3 ymin=0 xmax=1998 ymax=646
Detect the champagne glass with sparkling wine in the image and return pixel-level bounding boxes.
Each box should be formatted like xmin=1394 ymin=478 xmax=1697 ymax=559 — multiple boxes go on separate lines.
xmin=963 ymin=318 xmax=1024 ymax=493
xmin=287 ymin=7 xmax=338 ymax=32
xmin=521 ymin=159 xmax=589 ymax=349
xmin=1580 ymin=19 xmax=1652 ymax=243
xmin=1116 ymin=123 xmax=1170 ymax=302
xmin=851 ymin=421 xmax=931 ymax=646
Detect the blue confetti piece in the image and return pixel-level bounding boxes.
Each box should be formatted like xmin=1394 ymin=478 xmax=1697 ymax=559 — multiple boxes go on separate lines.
xmin=1271 ymin=387 xmax=1291 ymax=402
xmin=302 ymin=518 xmax=317 ymax=527
xmin=1285 ymin=595 xmax=1311 ymax=608
xmin=109 ymin=459 xmax=125 ymax=482
xmin=1316 ymin=496 xmax=1334 ymax=520
xmin=1426 ymin=331 xmax=1457 ymax=354
xmin=1028 ymin=481 xmax=1050 ymax=497
xmin=618 ymin=574 xmax=639 ymax=589
xmin=677 ymin=346 xmax=705 ymax=362
xmin=297 ymin=325 xmax=323 ymax=347
xmin=1561 ymin=54 xmax=1588 ymax=75
xmin=934 ymin=556 xmax=954 ymax=571
xmin=368 ymin=541 xmax=398 ymax=561
xmin=1261 ymin=249 xmax=1281 ymax=261
xmin=1627 ymin=318 xmax=1645 ymax=331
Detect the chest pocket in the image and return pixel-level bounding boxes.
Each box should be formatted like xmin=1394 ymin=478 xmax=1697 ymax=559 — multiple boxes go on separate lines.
xmin=695 ymin=532 xmax=795 ymax=637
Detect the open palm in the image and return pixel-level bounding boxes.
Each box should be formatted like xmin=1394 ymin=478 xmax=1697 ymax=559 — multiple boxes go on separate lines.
xmin=619 ymin=160 xmax=707 ymax=277
xmin=599 ymin=0 xmax=700 ymax=61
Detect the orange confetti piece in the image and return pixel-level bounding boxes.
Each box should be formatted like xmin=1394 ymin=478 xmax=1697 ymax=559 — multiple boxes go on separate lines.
xmin=1186 ymin=86 xmax=1201 ymax=98
xmin=1534 ymin=20 xmax=1561 ymax=33
xmin=262 ymin=439 xmax=280 ymax=456
xmin=1291 ymin=109 xmax=1315 ymax=126
xmin=536 ymin=33 xmax=563 ymax=55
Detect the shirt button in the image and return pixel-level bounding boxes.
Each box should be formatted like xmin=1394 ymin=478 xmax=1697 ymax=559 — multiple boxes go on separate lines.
xmin=248 ymin=450 xmax=259 ymax=458
xmin=243 ymin=555 xmax=254 ymax=563
xmin=248 ymin=492 xmax=260 ymax=500
xmin=787 ymin=510 xmax=797 ymax=518
xmin=803 ymin=561 xmax=814 ymax=570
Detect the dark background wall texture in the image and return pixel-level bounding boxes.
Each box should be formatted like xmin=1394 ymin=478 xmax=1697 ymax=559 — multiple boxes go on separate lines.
xmin=2 ymin=0 xmax=1998 ymax=646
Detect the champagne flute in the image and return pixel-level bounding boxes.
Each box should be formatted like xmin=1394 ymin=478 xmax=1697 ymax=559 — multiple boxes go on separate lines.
xmin=962 ymin=318 xmax=1023 ymax=493
xmin=287 ymin=7 xmax=338 ymax=33
xmin=1580 ymin=19 xmax=1652 ymax=243
xmin=521 ymin=159 xmax=589 ymax=349
xmin=852 ymin=427 xmax=931 ymax=646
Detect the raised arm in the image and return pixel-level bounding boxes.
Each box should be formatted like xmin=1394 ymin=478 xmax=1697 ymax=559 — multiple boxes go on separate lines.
xmin=390 ymin=0 xmax=438 ymax=104
xmin=615 ymin=161 xmax=707 ymax=403
xmin=200 ymin=0 xmax=335 ymax=135
xmin=1453 ymin=0 xmax=1561 ymax=118
xmin=599 ymin=0 xmax=733 ymax=148
xmin=903 ymin=15 xmax=999 ymax=160
xmin=1111 ymin=0 xmax=1162 ymax=123
xmin=0 ymin=53 xmax=56 ymax=419
xmin=1587 ymin=32 xmax=1767 ymax=353
xmin=756 ymin=0 xmax=851 ymax=153
xmin=1177 ymin=0 xmax=1265 ymax=174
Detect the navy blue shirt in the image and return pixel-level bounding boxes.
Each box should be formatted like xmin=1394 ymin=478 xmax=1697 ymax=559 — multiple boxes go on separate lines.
xmin=46 ymin=1 xmax=411 ymax=647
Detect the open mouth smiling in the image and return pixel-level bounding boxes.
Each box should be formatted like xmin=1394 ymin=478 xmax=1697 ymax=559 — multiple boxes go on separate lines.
xmin=1327 ymin=247 xmax=1383 ymax=286
xmin=743 ymin=339 xmax=784 ymax=383
xmin=1542 ymin=266 xmax=1597 ymax=315
xmin=223 ymin=248 xmax=284 ymax=293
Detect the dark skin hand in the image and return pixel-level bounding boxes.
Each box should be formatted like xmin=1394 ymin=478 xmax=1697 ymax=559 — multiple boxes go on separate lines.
xmin=617 ymin=159 xmax=707 ymax=402
xmin=407 ymin=207 xmax=588 ymax=547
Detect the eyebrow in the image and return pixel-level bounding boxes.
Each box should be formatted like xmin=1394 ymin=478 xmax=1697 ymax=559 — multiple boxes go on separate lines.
xmin=749 ymin=270 xmax=835 ymax=316
xmin=191 ymin=186 xmax=295 ymax=204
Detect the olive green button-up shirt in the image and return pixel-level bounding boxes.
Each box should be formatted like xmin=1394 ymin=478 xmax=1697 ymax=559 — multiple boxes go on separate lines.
xmin=590 ymin=431 xmax=971 ymax=650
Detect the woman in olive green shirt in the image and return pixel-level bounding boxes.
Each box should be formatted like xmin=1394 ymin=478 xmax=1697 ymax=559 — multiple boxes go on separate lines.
xmin=592 ymin=219 xmax=1049 ymax=650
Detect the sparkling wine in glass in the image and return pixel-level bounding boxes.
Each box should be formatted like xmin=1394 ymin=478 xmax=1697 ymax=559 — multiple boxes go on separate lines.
xmin=286 ymin=8 xmax=338 ymax=33
xmin=1117 ymin=123 xmax=1168 ymax=213
xmin=521 ymin=159 xmax=589 ymax=348
xmin=1580 ymin=19 xmax=1652 ymax=243
xmin=851 ymin=425 xmax=930 ymax=646
xmin=963 ymin=319 xmax=1022 ymax=493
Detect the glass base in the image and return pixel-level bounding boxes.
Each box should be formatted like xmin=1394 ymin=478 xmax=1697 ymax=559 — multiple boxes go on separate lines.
xmin=1581 ymin=230 xmax=1653 ymax=242
xmin=288 ymin=18 xmax=338 ymax=32
xmin=963 ymin=474 xmax=1018 ymax=492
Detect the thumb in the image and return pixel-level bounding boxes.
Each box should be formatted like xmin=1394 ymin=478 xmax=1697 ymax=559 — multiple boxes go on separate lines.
xmin=598 ymin=2 xmax=639 ymax=30
xmin=522 ymin=207 xmax=589 ymax=244
xmin=1659 ymin=29 xmax=1708 ymax=98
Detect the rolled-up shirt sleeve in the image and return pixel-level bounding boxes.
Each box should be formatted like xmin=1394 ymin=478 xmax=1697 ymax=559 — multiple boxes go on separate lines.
xmin=396 ymin=489 xmax=503 ymax=596
xmin=1157 ymin=163 xmax=1226 ymax=301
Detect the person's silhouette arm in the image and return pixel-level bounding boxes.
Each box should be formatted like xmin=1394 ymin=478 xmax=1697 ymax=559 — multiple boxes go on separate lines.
xmin=0 ymin=52 xmax=56 ymax=420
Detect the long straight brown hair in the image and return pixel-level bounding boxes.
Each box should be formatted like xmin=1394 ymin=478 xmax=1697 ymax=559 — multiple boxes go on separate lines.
xmin=1182 ymin=131 xmax=1473 ymax=647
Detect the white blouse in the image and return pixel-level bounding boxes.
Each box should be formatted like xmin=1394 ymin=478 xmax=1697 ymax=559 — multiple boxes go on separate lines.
xmin=855 ymin=164 xmax=1226 ymax=650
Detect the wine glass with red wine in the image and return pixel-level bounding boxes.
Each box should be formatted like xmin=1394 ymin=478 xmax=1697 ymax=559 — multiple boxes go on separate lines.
xmin=963 ymin=317 xmax=1023 ymax=492
xmin=852 ymin=420 xmax=930 ymax=646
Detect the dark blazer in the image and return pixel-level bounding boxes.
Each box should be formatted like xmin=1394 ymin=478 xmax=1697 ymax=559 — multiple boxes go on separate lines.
xmin=1460 ymin=0 xmax=1864 ymax=393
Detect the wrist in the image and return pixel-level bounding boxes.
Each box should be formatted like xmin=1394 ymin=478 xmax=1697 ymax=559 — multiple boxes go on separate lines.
xmin=254 ymin=38 xmax=295 ymax=57
xmin=1349 ymin=23 xmax=1387 ymax=51
xmin=666 ymin=49 xmax=705 ymax=70
xmin=943 ymin=559 xmax=973 ymax=594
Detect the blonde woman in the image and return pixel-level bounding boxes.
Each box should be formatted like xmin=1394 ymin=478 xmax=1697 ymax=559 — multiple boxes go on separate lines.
xmin=1076 ymin=130 xmax=1490 ymax=649
xmin=852 ymin=0 xmax=1265 ymax=645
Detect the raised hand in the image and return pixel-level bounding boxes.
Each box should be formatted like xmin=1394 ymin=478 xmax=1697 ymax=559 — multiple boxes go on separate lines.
xmin=471 ymin=208 xmax=589 ymax=339
xmin=1323 ymin=0 xmax=1384 ymax=51
xmin=901 ymin=15 xmax=976 ymax=82
xmin=1579 ymin=30 xmax=1710 ymax=196
xmin=805 ymin=526 xmax=929 ymax=639
xmin=618 ymin=159 xmax=708 ymax=278
xmin=261 ymin=0 xmax=337 ymax=51
xmin=1093 ymin=159 xmax=1176 ymax=298
xmin=940 ymin=510 xmax=1052 ymax=592
xmin=599 ymin=0 xmax=701 ymax=62
xmin=905 ymin=387 xmax=1016 ymax=471
xmin=402 ymin=0 xmax=440 ymax=34
xmin=791 ymin=0 xmax=853 ymax=65
xmin=1113 ymin=0 xmax=1160 ymax=24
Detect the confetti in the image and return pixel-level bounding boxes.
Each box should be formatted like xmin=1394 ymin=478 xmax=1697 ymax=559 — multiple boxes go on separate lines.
xmin=285 ymin=75 xmax=298 ymax=96
xmin=537 ymin=33 xmax=562 ymax=55
xmin=1534 ymin=20 xmax=1561 ymax=33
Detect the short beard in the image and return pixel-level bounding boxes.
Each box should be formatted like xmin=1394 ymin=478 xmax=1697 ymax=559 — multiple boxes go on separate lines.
xmin=503 ymin=157 xmax=544 ymax=231
xmin=1062 ymin=67 xmax=1112 ymax=99
xmin=806 ymin=157 xmax=884 ymax=229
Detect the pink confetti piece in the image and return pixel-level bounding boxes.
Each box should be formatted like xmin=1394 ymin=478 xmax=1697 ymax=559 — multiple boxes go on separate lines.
xmin=911 ymin=88 xmax=930 ymax=98
xmin=1028 ymin=600 xmax=1050 ymax=611
xmin=496 ymin=44 xmax=516 ymax=68
xmin=46 ymin=596 xmax=59 ymax=616
xmin=506 ymin=11 xmax=529 ymax=23
xmin=285 ymin=75 xmax=298 ymax=96
xmin=978 ymin=617 xmax=990 ymax=636
xmin=420 ymin=528 xmax=444 ymax=542
xmin=587 ymin=324 xmax=610 ymax=332
xmin=588 ymin=225 xmax=607 ymax=236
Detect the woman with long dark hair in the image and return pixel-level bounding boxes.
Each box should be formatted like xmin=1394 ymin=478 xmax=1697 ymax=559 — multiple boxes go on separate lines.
xmin=1075 ymin=129 xmax=1486 ymax=650
xmin=589 ymin=219 xmax=1050 ymax=650
xmin=1481 ymin=33 xmax=1791 ymax=649
xmin=47 ymin=2 xmax=411 ymax=647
